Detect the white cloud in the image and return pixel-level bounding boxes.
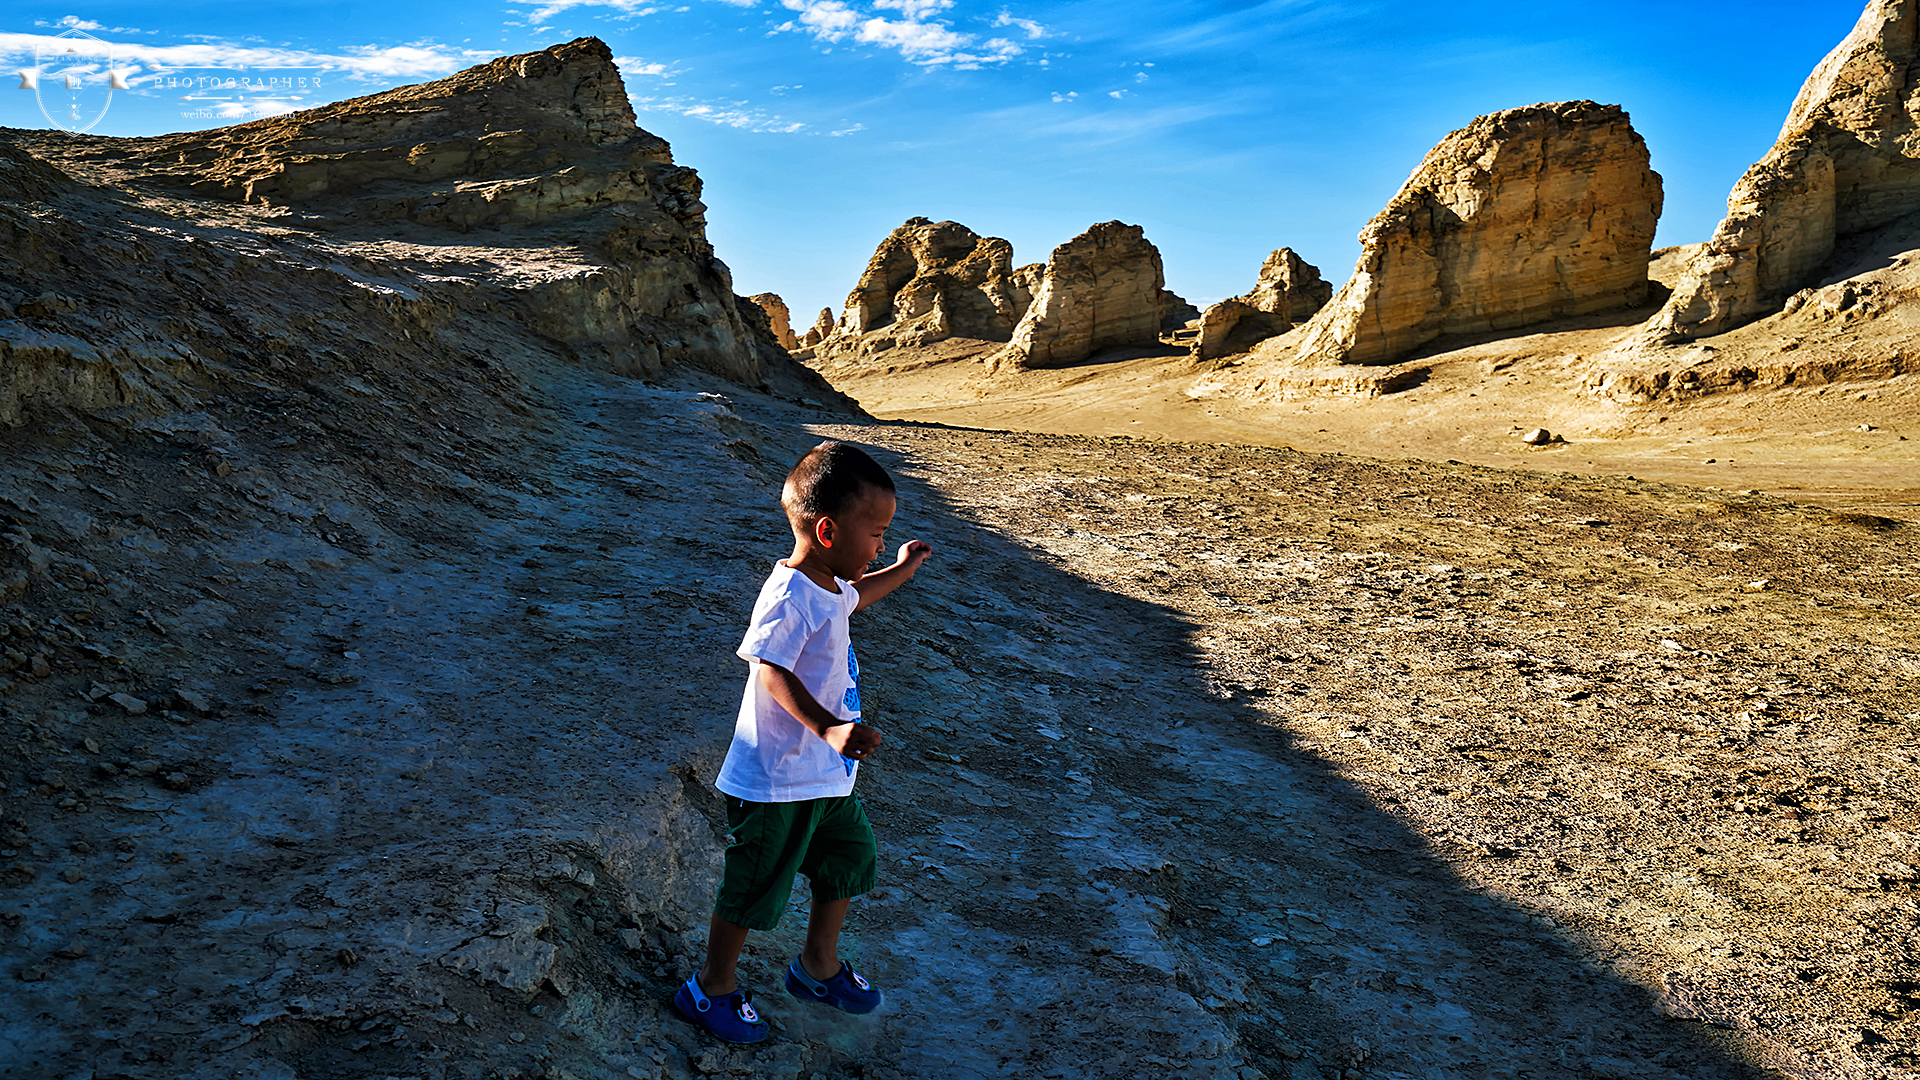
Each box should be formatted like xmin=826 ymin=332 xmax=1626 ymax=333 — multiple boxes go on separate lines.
xmin=829 ymin=122 xmax=865 ymax=136
xmin=631 ymin=94 xmax=806 ymax=133
xmin=873 ymin=0 xmax=953 ymax=17
xmin=777 ymin=0 xmax=1031 ymax=66
xmin=991 ymin=10 xmax=1046 ymax=38
xmin=1050 ymin=90 xmax=1076 ymax=102
xmin=58 ymin=17 xmax=102 ymax=30
xmin=0 ymin=31 xmax=485 ymax=82
xmin=1134 ymin=71 xmax=1148 ymax=82
xmin=512 ymin=0 xmax=667 ymax=19
xmin=614 ymin=55 xmax=675 ymax=78
xmin=1108 ymin=89 xmax=1125 ymax=98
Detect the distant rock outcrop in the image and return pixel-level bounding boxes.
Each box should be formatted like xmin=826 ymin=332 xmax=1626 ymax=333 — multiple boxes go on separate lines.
xmin=748 ymin=293 xmax=799 ymax=350
xmin=1006 ymin=221 xmax=1168 ymax=368
xmin=1642 ymin=0 xmax=1920 ymax=342
xmin=810 ymin=219 xmax=1041 ymax=367
xmin=803 ymin=307 xmax=835 ymax=347
xmin=1291 ymin=101 xmax=1661 ymax=367
xmin=50 ymin=37 xmax=788 ymax=387
xmin=1196 ymin=248 xmax=1333 ymax=360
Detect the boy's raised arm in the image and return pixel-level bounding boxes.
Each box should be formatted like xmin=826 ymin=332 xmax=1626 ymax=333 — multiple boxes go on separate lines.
xmin=853 ymin=539 xmax=932 ymax=611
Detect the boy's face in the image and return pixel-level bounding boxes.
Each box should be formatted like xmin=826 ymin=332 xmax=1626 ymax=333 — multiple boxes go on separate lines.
xmin=821 ymin=485 xmax=896 ymax=582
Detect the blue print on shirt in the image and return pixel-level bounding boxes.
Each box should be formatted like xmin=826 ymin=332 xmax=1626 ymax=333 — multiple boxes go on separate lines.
xmin=841 ymin=645 xmax=862 ymax=776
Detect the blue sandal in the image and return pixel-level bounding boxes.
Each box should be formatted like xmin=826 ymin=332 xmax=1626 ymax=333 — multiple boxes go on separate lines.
xmin=672 ymin=975 xmax=771 ymax=1043
xmin=784 ymin=957 xmax=884 ymax=1014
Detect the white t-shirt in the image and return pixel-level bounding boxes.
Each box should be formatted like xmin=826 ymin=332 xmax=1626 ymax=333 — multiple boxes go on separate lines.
xmin=714 ymin=562 xmax=864 ymax=802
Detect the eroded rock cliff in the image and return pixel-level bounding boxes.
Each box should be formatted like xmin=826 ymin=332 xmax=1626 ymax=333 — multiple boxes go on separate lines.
xmin=809 ymin=218 xmax=1041 ymax=369
xmin=748 ymin=293 xmax=799 ymax=350
xmin=1642 ymin=0 xmax=1920 ymax=342
xmin=5 ymin=37 xmax=813 ymax=396
xmin=1288 ymin=100 xmax=1661 ymax=368
xmin=1006 ymin=221 xmax=1169 ymax=368
xmin=1195 ymin=247 xmax=1333 ymax=361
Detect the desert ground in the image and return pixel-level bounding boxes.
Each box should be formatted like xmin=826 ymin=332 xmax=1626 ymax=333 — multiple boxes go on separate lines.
xmin=3 ymin=347 xmax=1915 ymax=1079
xmin=827 ymin=308 xmax=1920 ymax=522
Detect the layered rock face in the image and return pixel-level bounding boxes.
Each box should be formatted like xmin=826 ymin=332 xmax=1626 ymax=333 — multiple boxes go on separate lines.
xmin=1196 ymin=247 xmax=1333 ymax=360
xmin=1292 ymin=101 xmax=1661 ymax=367
xmin=813 ymin=218 xmax=1041 ymax=364
xmin=748 ymin=293 xmax=799 ymax=350
xmin=1644 ymin=0 xmax=1920 ymax=342
xmin=1006 ymin=221 xmax=1168 ymax=368
xmin=43 ymin=37 xmax=785 ymax=387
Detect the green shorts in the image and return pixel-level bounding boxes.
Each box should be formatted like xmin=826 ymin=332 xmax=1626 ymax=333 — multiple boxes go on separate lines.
xmin=714 ymin=794 xmax=877 ymax=932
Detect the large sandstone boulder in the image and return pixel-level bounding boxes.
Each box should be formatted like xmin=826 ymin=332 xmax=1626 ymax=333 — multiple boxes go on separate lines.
xmin=1006 ymin=221 xmax=1168 ymax=368
xmin=1196 ymin=247 xmax=1333 ymax=360
xmin=57 ymin=38 xmax=782 ymax=386
xmin=1643 ymin=0 xmax=1920 ymax=342
xmin=1292 ymin=100 xmax=1662 ymax=367
xmin=815 ymin=218 xmax=1040 ymax=362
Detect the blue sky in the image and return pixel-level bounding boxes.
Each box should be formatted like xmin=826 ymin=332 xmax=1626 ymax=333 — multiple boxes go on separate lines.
xmin=2 ymin=1 xmax=1867 ymax=324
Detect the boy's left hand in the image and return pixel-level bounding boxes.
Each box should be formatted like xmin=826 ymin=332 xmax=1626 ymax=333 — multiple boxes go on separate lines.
xmin=898 ymin=539 xmax=932 ymax=570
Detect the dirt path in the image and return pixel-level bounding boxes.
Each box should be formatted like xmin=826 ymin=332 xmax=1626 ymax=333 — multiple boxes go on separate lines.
xmin=2 ymin=370 xmax=1915 ymax=1079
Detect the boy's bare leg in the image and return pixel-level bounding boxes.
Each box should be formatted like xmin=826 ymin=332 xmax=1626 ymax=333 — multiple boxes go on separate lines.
xmin=800 ymin=896 xmax=851 ymax=981
xmin=697 ymin=913 xmax=751 ymax=996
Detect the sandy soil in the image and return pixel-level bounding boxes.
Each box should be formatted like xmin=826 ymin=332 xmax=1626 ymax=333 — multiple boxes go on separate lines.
xmin=828 ymin=308 xmax=1920 ymax=521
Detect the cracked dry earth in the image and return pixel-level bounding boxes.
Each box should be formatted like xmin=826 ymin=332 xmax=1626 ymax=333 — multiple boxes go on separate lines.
xmin=2 ymin=369 xmax=1917 ymax=1080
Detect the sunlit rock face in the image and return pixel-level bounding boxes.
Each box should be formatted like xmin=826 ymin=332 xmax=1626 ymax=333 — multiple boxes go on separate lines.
xmin=1644 ymin=0 xmax=1920 ymax=342
xmin=49 ymin=37 xmax=783 ymax=386
xmin=1294 ymin=100 xmax=1662 ymax=367
xmin=1007 ymin=220 xmax=1169 ymax=369
xmin=810 ymin=218 xmax=1042 ymax=368
xmin=1195 ymin=247 xmax=1333 ymax=361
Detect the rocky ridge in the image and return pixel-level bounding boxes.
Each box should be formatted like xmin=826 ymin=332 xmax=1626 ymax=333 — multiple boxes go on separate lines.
xmin=8 ymin=37 xmax=808 ymax=392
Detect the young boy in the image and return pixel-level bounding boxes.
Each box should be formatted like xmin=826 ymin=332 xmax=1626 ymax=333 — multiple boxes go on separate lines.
xmin=673 ymin=440 xmax=932 ymax=1043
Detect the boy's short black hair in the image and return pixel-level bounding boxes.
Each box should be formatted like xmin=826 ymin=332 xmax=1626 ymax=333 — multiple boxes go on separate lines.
xmin=783 ymin=441 xmax=894 ymax=526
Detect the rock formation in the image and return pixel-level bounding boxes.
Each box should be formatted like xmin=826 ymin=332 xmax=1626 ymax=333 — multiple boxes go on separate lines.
xmin=1289 ymin=100 xmax=1661 ymax=367
xmin=1195 ymin=247 xmax=1333 ymax=360
xmin=748 ymin=293 xmax=799 ymax=350
xmin=1005 ymin=221 xmax=1169 ymax=368
xmin=810 ymin=218 xmax=1041 ymax=367
xmin=31 ymin=37 xmax=796 ymax=390
xmin=1642 ymin=0 xmax=1920 ymax=342
xmin=803 ymin=307 xmax=835 ymax=347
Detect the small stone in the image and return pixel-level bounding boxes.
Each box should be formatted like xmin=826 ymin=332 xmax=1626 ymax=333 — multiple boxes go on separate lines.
xmin=53 ymin=943 xmax=86 ymax=958
xmin=1520 ymin=428 xmax=1552 ymax=445
xmin=509 ymin=1032 xmax=527 ymax=1043
xmin=81 ymin=738 xmax=99 ymax=754
xmin=1744 ymin=579 xmax=1770 ymax=592
xmin=132 ymin=761 xmax=161 ymax=776
xmin=161 ymin=772 xmax=191 ymax=791
xmin=18 ymin=965 xmax=47 ymax=982
xmin=692 ymin=1050 xmax=722 ymax=1074
xmin=60 ymin=868 xmax=84 ymax=884
xmin=108 ymin=693 xmax=149 ymax=716
xmin=337 ymin=948 xmax=361 ymax=966
xmin=30 ymin=656 xmax=49 ymax=679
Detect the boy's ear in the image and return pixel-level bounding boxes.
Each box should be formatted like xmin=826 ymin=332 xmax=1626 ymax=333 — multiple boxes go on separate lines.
xmin=813 ymin=514 xmax=835 ymax=549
